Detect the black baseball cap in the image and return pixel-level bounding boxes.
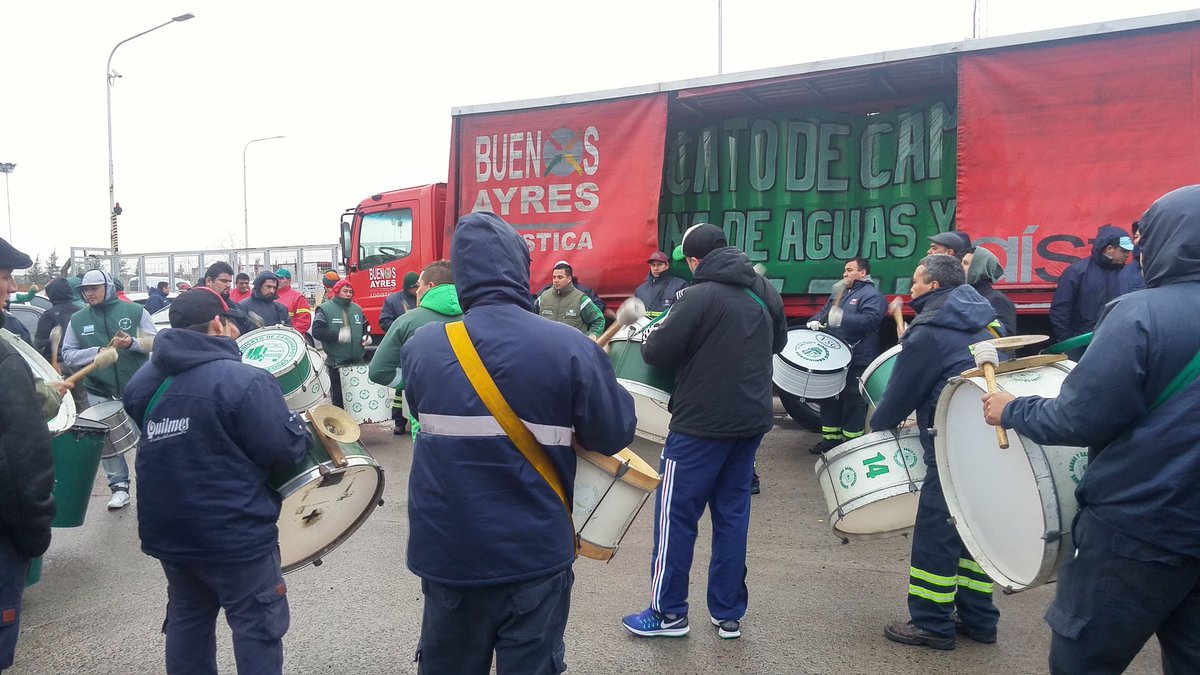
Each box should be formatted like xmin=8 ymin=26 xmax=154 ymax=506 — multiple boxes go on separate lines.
xmin=672 ymin=223 xmax=727 ymax=261
xmin=168 ymin=288 xmax=239 ymax=328
xmin=0 ymin=238 xmax=32 ymax=270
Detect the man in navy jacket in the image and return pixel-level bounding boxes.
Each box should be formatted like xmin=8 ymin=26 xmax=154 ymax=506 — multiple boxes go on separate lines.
xmin=401 ymin=212 xmax=635 ymax=674
xmin=870 ymin=255 xmax=1000 ymax=651
xmin=805 ymin=257 xmax=886 ymax=454
xmin=123 ymin=288 xmax=309 ymax=675
xmin=1049 ymin=224 xmax=1132 ymax=356
xmin=984 ymin=185 xmax=1200 ymax=674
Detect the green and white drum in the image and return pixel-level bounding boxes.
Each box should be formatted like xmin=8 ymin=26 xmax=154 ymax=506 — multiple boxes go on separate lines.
xmin=1 ymin=327 xmax=76 ymax=434
xmin=814 ymin=429 xmax=926 ymax=542
xmin=609 ymin=317 xmax=674 ymax=444
xmin=270 ymin=420 xmax=385 ymax=573
xmin=773 ymin=329 xmax=851 ymax=400
xmin=339 ymin=365 xmax=392 ymax=424
xmin=239 ymin=327 xmax=329 ymax=411
xmin=935 ymin=356 xmax=1083 ymax=592
xmin=859 ymin=344 xmax=902 ymax=415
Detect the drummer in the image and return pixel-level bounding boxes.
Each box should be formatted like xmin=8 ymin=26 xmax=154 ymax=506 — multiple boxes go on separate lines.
xmin=983 ymin=186 xmax=1200 ymax=673
xmin=869 ymin=254 xmax=1000 ymax=651
xmin=804 ymin=257 xmax=886 ymax=454
xmin=122 ymin=288 xmax=308 ymax=675
xmin=61 ymin=269 xmax=158 ymax=511
xmin=310 ymin=279 xmax=369 ymax=409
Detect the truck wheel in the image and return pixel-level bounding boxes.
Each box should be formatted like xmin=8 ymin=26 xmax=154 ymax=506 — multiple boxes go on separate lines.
xmin=778 ymin=391 xmax=822 ymax=432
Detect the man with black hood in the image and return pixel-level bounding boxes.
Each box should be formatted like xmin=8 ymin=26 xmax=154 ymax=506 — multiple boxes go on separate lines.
xmin=870 ymin=254 xmax=1000 ymax=651
xmin=238 ymin=271 xmax=290 ymax=328
xmin=0 ymin=237 xmax=56 ymax=672
xmin=401 ymin=212 xmax=634 ymax=673
xmin=622 ymin=223 xmax=787 ymax=641
xmin=122 ymin=288 xmax=309 ymax=675
xmin=1049 ymin=224 xmax=1133 ymax=353
xmin=983 ymin=185 xmax=1200 ymax=674
xmin=962 ymin=246 xmax=1017 ymax=336
xmin=62 ymin=268 xmax=157 ymax=510
xmin=34 ymin=278 xmax=80 ymax=359
xmin=379 ymin=271 xmax=419 ymax=333
xmin=1117 ymin=219 xmax=1146 ymax=295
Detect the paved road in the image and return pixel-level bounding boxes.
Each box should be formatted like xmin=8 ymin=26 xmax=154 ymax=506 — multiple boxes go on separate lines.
xmin=14 ymin=416 xmax=1162 ymax=674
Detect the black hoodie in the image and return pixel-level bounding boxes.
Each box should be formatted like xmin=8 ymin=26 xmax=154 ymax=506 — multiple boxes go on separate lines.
xmin=1049 ymin=224 xmax=1131 ymax=341
xmin=34 ymin=278 xmax=79 ymax=360
xmin=237 ymin=271 xmax=290 ymax=328
xmin=641 ymin=246 xmax=788 ymax=438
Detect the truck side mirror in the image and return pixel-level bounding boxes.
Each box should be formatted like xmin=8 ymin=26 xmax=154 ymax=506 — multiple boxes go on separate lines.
xmin=340 ymin=221 xmax=353 ymax=271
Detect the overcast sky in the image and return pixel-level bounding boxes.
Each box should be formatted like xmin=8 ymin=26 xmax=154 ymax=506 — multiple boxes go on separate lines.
xmin=2 ymin=0 xmax=1196 ymax=264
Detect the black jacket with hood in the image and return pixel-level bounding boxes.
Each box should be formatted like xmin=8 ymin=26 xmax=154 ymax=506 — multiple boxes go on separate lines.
xmin=641 ymin=246 xmax=787 ymax=438
xmin=1004 ymin=185 xmax=1200 ymax=557
xmin=1050 ymin=224 xmax=1130 ymax=342
xmin=34 ymin=278 xmax=80 ymax=361
xmin=237 ymin=271 xmax=290 ymax=328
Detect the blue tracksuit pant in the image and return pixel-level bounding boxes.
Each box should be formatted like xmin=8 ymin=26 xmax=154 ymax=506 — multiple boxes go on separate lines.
xmin=649 ymin=431 xmax=761 ymax=620
xmin=907 ymin=461 xmax=999 ymax=637
xmin=0 ymin=536 xmax=32 ymax=671
xmin=1047 ymin=508 xmax=1200 ymax=674
xmin=158 ymin=549 xmax=289 ymax=675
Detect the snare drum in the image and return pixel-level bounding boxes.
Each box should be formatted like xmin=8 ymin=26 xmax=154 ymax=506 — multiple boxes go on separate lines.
xmin=935 ymin=356 xmax=1085 ymax=592
xmin=609 ymin=317 xmax=674 ymax=444
xmin=339 ymin=364 xmax=392 ymax=424
xmin=814 ymin=429 xmax=926 ymax=541
xmin=78 ymin=399 xmax=140 ymax=459
xmin=773 ymin=329 xmax=851 ymax=400
xmin=1 ymin=328 xmax=76 ymax=434
xmin=271 ymin=419 xmax=385 ymax=573
xmin=238 ymin=327 xmax=328 ymax=411
xmin=573 ymin=445 xmax=661 ymax=561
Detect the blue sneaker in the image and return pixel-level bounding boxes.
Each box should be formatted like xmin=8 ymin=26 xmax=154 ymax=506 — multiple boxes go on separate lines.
xmin=622 ymin=608 xmax=689 ymax=637
xmin=711 ymin=616 xmax=741 ymax=639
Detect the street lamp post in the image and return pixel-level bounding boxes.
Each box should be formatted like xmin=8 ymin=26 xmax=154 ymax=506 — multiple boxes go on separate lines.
xmin=243 ymin=136 xmax=286 ymax=248
xmin=0 ymin=163 xmax=14 ymax=244
xmin=106 ymin=12 xmax=195 ymax=258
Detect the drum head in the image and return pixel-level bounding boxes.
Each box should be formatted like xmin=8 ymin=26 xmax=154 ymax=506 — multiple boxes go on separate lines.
xmin=1 ymin=328 xmax=76 ymax=434
xmin=935 ymin=361 xmax=1080 ymax=590
xmin=238 ymin=327 xmax=308 ymax=380
xmin=277 ymin=457 xmax=384 ymax=573
xmin=779 ymin=329 xmax=851 ymax=373
xmin=859 ymin=344 xmax=902 ymax=408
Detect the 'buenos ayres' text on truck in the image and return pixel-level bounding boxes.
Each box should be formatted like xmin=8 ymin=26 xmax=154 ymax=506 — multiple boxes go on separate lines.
xmin=340 ymin=11 xmax=1200 ymax=335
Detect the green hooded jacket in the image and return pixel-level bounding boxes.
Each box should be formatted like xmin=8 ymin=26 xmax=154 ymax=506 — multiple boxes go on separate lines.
xmin=66 ymin=271 xmax=150 ymax=398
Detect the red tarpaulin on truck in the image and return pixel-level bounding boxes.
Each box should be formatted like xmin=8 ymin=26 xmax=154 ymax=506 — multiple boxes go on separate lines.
xmin=957 ymin=24 xmax=1200 ymax=286
xmin=447 ymin=94 xmax=668 ymax=296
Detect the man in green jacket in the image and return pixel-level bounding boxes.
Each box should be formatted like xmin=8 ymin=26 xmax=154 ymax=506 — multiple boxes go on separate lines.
xmin=368 ymin=260 xmax=462 ymax=439
xmin=61 ymin=268 xmax=157 ymax=510
xmin=311 ymin=279 xmax=369 ymax=410
xmin=534 ymin=261 xmax=604 ymax=339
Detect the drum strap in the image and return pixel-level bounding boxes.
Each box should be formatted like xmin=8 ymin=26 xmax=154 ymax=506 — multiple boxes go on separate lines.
xmin=1150 ymin=348 xmax=1200 ymax=412
xmin=444 ymin=322 xmax=573 ymax=522
xmin=144 ymin=376 xmax=175 ymax=417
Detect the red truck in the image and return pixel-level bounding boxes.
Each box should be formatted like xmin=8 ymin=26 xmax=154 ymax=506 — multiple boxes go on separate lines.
xmin=339 ymin=11 xmax=1199 ymax=424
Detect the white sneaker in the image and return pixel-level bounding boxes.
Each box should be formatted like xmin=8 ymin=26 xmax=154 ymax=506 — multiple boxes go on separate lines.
xmin=107 ymin=490 xmax=131 ymax=510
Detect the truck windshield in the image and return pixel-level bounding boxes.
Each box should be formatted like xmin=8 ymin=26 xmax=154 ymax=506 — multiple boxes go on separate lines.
xmin=357 ymin=208 xmax=413 ymax=270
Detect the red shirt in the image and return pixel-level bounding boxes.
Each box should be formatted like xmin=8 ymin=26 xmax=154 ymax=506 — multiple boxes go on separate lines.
xmin=276 ymin=286 xmax=312 ymax=333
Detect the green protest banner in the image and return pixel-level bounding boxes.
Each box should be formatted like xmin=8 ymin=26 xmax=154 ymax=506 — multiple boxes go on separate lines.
xmin=658 ymin=97 xmax=956 ymax=294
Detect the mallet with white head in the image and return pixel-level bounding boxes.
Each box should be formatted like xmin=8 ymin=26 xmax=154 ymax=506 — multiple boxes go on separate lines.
xmin=972 ymin=340 xmax=1009 ymax=449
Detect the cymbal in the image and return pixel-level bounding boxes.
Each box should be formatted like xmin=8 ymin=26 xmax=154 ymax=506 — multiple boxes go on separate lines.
xmin=987 ymin=334 xmax=1050 ymax=350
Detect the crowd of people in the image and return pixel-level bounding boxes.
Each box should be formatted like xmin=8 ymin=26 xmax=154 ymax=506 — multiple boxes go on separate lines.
xmin=1 ymin=184 xmax=1195 ymax=674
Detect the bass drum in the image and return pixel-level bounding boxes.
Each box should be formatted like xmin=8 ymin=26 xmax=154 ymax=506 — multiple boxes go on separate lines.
xmin=935 ymin=356 xmax=1085 ymax=592
xmin=271 ymin=415 xmax=385 ymax=573
xmin=1 ymin=328 xmax=76 ymax=435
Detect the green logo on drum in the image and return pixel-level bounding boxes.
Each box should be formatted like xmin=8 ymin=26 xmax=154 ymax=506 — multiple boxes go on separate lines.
xmin=838 ymin=467 xmax=857 ymax=488
xmin=1068 ymin=451 xmax=1089 ymax=485
xmin=893 ymin=448 xmax=919 ymax=469
xmin=798 ymin=344 xmax=830 ymax=362
xmin=1010 ymin=371 xmax=1043 ymax=382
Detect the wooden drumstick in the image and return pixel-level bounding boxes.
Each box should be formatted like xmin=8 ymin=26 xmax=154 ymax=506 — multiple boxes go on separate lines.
xmin=889 ymin=297 xmax=907 ymax=340
xmin=972 ymin=341 xmax=1009 ymax=449
xmin=63 ymin=347 xmax=120 ymax=387
xmin=596 ymin=297 xmax=646 ymax=350
xmin=49 ymin=325 xmax=62 ymax=373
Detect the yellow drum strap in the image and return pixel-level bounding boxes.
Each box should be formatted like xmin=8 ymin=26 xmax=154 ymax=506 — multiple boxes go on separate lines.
xmin=444 ymin=322 xmax=571 ymax=518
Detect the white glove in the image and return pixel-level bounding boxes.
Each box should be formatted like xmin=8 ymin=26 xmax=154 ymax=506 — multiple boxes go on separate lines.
xmin=806 ymin=320 xmax=821 ymax=331
xmin=828 ymin=307 xmax=844 ymax=328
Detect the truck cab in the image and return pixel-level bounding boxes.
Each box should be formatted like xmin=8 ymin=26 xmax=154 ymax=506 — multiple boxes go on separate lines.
xmin=340 ymin=183 xmax=448 ymax=334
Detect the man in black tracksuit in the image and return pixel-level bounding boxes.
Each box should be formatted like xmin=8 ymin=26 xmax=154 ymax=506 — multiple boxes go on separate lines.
xmin=622 ymin=224 xmax=787 ymax=640
xmin=1049 ymin=224 xmax=1132 ymax=358
xmin=805 ymin=257 xmax=886 ymax=454
xmin=237 ymin=271 xmax=290 ymax=328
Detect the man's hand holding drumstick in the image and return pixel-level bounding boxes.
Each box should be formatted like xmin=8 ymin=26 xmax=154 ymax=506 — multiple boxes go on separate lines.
xmin=982 ymin=391 xmax=1016 ymax=426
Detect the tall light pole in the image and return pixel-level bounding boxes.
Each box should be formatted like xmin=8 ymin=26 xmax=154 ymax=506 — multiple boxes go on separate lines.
xmin=243 ymin=136 xmax=285 ymax=248
xmin=0 ymin=163 xmax=14 ymax=244
xmin=106 ymin=12 xmax=195 ymax=258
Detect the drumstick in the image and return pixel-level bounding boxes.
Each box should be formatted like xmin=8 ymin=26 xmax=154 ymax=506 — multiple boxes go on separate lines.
xmin=247 ymin=311 xmax=266 ymax=329
xmin=49 ymin=325 xmax=62 ymax=373
xmin=889 ymin=297 xmax=907 ymax=340
xmin=63 ymin=347 xmax=120 ymax=387
xmin=972 ymin=341 xmax=1009 ymax=449
xmin=826 ymin=280 xmax=847 ymax=328
xmin=596 ymin=297 xmax=646 ymax=350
